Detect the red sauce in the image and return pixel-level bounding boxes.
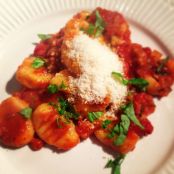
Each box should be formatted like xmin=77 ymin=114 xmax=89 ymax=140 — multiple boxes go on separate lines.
xmin=89 ymin=7 xmax=131 ymax=44
xmin=29 ymin=137 xmax=44 ymax=151
xmin=133 ymin=92 xmax=155 ymax=118
xmin=0 ymin=113 xmax=27 ymax=147
xmin=129 ymin=118 xmax=153 ymax=137
xmin=76 ymin=119 xmax=95 ymax=139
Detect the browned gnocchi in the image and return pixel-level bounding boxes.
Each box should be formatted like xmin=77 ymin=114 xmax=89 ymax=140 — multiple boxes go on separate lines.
xmin=16 ymin=57 xmax=53 ymax=89
xmin=32 ymin=103 xmax=80 ymax=150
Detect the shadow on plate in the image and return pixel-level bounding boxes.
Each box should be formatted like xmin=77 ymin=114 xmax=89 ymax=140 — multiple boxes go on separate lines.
xmin=5 ymin=73 xmax=21 ymax=94
xmin=90 ymin=135 xmax=118 ymax=158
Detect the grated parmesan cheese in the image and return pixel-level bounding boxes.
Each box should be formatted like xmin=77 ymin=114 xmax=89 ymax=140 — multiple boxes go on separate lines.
xmin=65 ymin=32 xmax=127 ymax=108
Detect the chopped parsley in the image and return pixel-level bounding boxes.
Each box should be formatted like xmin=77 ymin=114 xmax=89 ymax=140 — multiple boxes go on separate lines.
xmin=49 ymin=98 xmax=79 ymax=122
xmin=112 ymin=72 xmax=149 ymax=91
xmin=58 ymin=98 xmax=79 ymax=120
xmin=107 ymin=114 xmax=130 ymax=145
xmin=47 ymin=81 xmax=66 ymax=94
xmin=107 ymin=102 xmax=143 ymax=146
xmin=47 ymin=84 xmax=58 ymax=94
xmin=82 ymin=10 xmax=105 ymax=37
xmin=37 ymin=34 xmax=52 ymax=41
xmin=19 ymin=107 xmax=32 ymax=119
xmin=32 ymin=57 xmax=45 ymax=69
xmin=86 ymin=24 xmax=96 ymax=35
xmin=102 ymin=120 xmax=111 ymax=129
xmin=105 ymin=154 xmax=126 ymax=174
xmin=112 ymin=72 xmax=128 ymax=85
xmin=123 ymin=102 xmax=144 ymax=129
xmin=88 ymin=111 xmax=103 ymax=122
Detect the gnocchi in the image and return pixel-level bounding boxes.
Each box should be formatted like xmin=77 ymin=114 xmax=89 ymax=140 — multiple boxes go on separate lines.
xmin=32 ymin=103 xmax=80 ymax=150
xmin=0 ymin=97 xmax=34 ymax=147
xmin=16 ymin=57 xmax=52 ymax=89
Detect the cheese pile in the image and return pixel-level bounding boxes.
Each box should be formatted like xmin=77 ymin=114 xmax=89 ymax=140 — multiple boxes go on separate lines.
xmin=66 ymin=32 xmax=127 ymax=107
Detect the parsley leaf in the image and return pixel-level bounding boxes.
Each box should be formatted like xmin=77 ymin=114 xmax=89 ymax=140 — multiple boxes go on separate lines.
xmin=32 ymin=57 xmax=45 ymax=69
xmin=105 ymin=154 xmax=126 ymax=174
xmin=124 ymin=103 xmax=144 ymax=129
xmin=112 ymin=72 xmax=149 ymax=91
xmin=86 ymin=24 xmax=96 ymax=35
xmin=37 ymin=34 xmax=52 ymax=41
xmin=47 ymin=81 xmax=66 ymax=94
xmin=94 ymin=10 xmax=105 ymax=37
xmin=120 ymin=114 xmax=131 ymax=134
xmin=82 ymin=10 xmax=105 ymax=38
xmin=88 ymin=112 xmax=103 ymax=122
xmin=108 ymin=114 xmax=130 ymax=145
xmin=112 ymin=72 xmax=128 ymax=85
xmin=58 ymin=98 xmax=79 ymax=120
xmin=20 ymin=107 xmax=32 ymax=119
xmin=107 ymin=102 xmax=143 ymax=146
xmin=128 ymin=78 xmax=149 ymax=91
xmin=102 ymin=120 xmax=111 ymax=129
xmin=47 ymin=84 xmax=58 ymax=94
xmin=114 ymin=133 xmax=126 ymax=146
xmin=49 ymin=98 xmax=79 ymax=122
xmin=157 ymin=56 xmax=169 ymax=73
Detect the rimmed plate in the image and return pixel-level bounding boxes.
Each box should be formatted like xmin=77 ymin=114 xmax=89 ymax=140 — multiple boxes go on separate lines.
xmin=0 ymin=0 xmax=174 ymax=174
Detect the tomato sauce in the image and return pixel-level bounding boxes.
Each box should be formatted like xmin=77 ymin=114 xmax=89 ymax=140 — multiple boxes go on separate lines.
xmin=0 ymin=113 xmax=28 ymax=147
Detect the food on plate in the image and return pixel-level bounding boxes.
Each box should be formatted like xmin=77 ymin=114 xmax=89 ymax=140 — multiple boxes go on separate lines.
xmin=0 ymin=97 xmax=34 ymax=147
xmin=0 ymin=7 xmax=174 ymax=174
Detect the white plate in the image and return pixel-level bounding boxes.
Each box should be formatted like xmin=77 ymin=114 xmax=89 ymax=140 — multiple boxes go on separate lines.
xmin=0 ymin=0 xmax=174 ymax=174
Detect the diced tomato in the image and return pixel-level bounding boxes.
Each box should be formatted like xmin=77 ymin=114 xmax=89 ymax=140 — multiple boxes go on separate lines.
xmin=133 ymin=92 xmax=155 ymax=118
xmin=34 ymin=42 xmax=49 ymax=57
xmin=76 ymin=120 xmax=95 ymax=139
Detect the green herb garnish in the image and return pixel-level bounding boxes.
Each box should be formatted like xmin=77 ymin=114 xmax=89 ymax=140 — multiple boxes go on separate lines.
xmin=32 ymin=57 xmax=45 ymax=68
xmin=58 ymin=98 xmax=79 ymax=120
xmin=48 ymin=98 xmax=79 ymax=121
xmin=157 ymin=56 xmax=169 ymax=73
xmin=47 ymin=84 xmax=58 ymax=94
xmin=107 ymin=114 xmax=130 ymax=145
xmin=112 ymin=72 xmax=149 ymax=91
xmin=37 ymin=34 xmax=52 ymax=41
xmin=105 ymin=154 xmax=126 ymax=174
xmin=114 ymin=133 xmax=127 ymax=146
xmin=102 ymin=120 xmax=111 ymax=129
xmin=20 ymin=107 xmax=32 ymax=119
xmin=47 ymin=81 xmax=66 ymax=94
xmin=82 ymin=10 xmax=105 ymax=37
xmin=124 ymin=102 xmax=144 ymax=129
xmin=86 ymin=24 xmax=96 ymax=35
xmin=128 ymin=78 xmax=149 ymax=91
xmin=112 ymin=72 xmax=128 ymax=85
xmin=107 ymin=102 xmax=143 ymax=146
xmin=88 ymin=111 xmax=103 ymax=122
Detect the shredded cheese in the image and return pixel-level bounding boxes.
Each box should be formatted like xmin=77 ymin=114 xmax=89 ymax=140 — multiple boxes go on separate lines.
xmin=65 ymin=32 xmax=127 ymax=108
